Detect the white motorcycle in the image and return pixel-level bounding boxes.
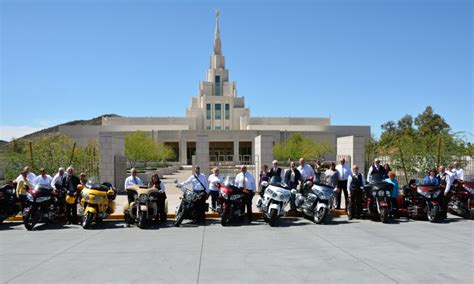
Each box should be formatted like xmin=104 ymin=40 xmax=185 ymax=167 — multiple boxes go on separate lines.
xmin=257 ymin=176 xmax=296 ymax=227
xmin=295 ymin=179 xmax=336 ymax=224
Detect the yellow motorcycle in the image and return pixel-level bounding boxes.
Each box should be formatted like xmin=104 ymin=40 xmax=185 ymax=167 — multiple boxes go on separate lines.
xmin=124 ymin=185 xmax=168 ymax=229
xmin=79 ymin=181 xmax=116 ymax=229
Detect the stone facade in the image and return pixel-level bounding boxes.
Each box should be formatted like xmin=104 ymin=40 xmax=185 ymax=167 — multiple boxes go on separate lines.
xmin=337 ymin=136 xmax=366 ymax=174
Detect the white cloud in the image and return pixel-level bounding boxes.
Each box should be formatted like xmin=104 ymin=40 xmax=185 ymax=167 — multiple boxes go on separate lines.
xmin=0 ymin=126 xmax=43 ymax=141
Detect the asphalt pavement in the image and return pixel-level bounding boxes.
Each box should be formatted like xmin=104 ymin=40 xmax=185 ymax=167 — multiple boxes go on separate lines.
xmin=1 ymin=213 xmax=472 ymax=283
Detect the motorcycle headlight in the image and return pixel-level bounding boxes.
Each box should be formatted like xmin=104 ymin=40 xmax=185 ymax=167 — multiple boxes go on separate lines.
xmin=272 ymin=193 xmax=277 ymax=198
xmin=372 ymin=191 xmax=377 ymax=196
xmin=378 ymin=190 xmax=385 ymax=197
xmin=433 ymin=190 xmax=441 ymax=198
xmin=386 ymin=191 xmax=391 ymax=197
xmin=185 ymin=191 xmax=194 ymax=201
xmin=82 ymin=193 xmax=89 ymax=201
xmin=93 ymin=195 xmax=105 ymax=202
xmin=139 ymin=194 xmax=148 ymax=202
xmin=27 ymin=193 xmax=34 ymax=201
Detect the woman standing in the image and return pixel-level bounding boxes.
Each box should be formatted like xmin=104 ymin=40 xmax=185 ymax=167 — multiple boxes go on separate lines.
xmin=208 ymin=167 xmax=223 ymax=212
xmin=148 ymin=174 xmax=167 ymax=223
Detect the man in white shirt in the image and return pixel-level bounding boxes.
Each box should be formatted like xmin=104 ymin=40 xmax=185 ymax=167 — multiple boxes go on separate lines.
xmin=34 ymin=168 xmax=53 ymax=187
xmin=208 ymin=167 xmax=223 ymax=212
xmin=179 ymin=166 xmax=209 ymax=223
xmin=234 ymin=165 xmax=256 ymax=223
xmin=366 ymin=158 xmax=386 ymax=183
xmin=437 ymin=165 xmax=453 ymax=219
xmin=335 ymin=158 xmax=352 ymax=210
xmin=452 ymin=162 xmax=464 ymax=181
xmin=124 ymin=168 xmax=144 ymax=189
xmin=269 ymin=160 xmax=284 ymax=180
xmin=51 ymin=167 xmax=66 ymax=190
xmin=125 ymin=168 xmax=144 ymax=204
xmin=297 ymin=158 xmax=315 ymax=182
xmin=15 ymin=166 xmax=37 ymax=186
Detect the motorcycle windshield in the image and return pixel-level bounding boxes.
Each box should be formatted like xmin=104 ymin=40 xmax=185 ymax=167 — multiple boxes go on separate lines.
xmin=222 ymin=176 xmax=235 ymax=187
xmin=269 ymin=176 xmax=289 ymax=189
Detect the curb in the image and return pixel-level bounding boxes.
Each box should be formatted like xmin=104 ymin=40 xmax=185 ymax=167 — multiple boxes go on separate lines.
xmin=5 ymin=209 xmax=347 ymax=222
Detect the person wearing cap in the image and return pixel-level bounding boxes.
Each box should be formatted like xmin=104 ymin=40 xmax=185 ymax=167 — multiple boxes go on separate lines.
xmin=268 ymin=160 xmax=283 ymax=180
xmin=208 ymin=167 xmax=222 ymax=212
xmin=367 ymin=158 xmax=386 ymax=184
xmin=51 ymin=167 xmax=67 ymax=190
xmin=16 ymin=169 xmax=31 ymax=209
xmin=34 ymin=168 xmax=52 ymax=186
xmin=63 ymin=166 xmax=80 ymax=224
xmin=15 ymin=166 xmax=37 ymax=186
xmin=235 ymin=165 xmax=256 ymax=223
xmin=179 ymin=166 xmax=209 ymax=223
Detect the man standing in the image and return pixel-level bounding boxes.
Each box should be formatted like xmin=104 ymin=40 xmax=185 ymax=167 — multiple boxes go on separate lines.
xmin=284 ymin=161 xmax=302 ymax=211
xmin=366 ymin=158 xmax=386 ymax=183
xmin=437 ymin=165 xmax=453 ymax=219
xmin=235 ymin=165 xmax=256 ymax=223
xmin=335 ymin=158 xmax=351 ymax=210
xmin=297 ymin=158 xmax=315 ymax=182
xmin=347 ymin=165 xmax=364 ymax=220
xmin=16 ymin=169 xmax=31 ymax=209
xmin=452 ymin=162 xmax=464 ymax=181
xmin=268 ymin=160 xmax=283 ymax=180
xmin=34 ymin=168 xmax=52 ymax=186
xmin=51 ymin=167 xmax=66 ymax=190
xmin=179 ymin=166 xmax=209 ymax=223
xmin=125 ymin=168 xmax=144 ymax=204
xmin=63 ymin=166 xmax=80 ymax=224
xmin=16 ymin=166 xmax=37 ymax=186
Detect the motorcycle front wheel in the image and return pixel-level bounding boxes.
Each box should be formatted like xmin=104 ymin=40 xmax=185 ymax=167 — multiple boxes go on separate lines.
xmin=174 ymin=208 xmax=185 ymax=227
xmin=221 ymin=208 xmax=231 ymax=226
xmin=380 ymin=207 xmax=389 ymax=223
xmin=269 ymin=208 xmax=279 ymax=227
xmin=427 ymin=204 xmax=440 ymax=223
xmin=82 ymin=212 xmax=94 ymax=229
xmin=23 ymin=209 xmax=40 ymax=231
xmin=314 ymin=207 xmax=328 ymax=224
xmin=138 ymin=211 xmax=146 ymax=229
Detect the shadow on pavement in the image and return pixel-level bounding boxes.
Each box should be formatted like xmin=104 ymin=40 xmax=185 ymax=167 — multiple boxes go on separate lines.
xmin=0 ymin=222 xmax=23 ymax=230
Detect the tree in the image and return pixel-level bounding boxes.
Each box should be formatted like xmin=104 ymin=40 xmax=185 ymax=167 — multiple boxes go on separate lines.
xmin=377 ymin=106 xmax=470 ymax=183
xmin=273 ymin=133 xmax=333 ymax=162
xmin=124 ymin=131 xmax=157 ymax=168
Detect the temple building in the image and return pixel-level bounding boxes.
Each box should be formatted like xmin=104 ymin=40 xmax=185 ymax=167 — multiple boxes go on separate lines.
xmin=59 ymin=11 xmax=370 ymax=188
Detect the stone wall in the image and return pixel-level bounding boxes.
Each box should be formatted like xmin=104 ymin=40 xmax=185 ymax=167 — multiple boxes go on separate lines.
xmin=194 ymin=134 xmax=210 ymax=176
xmin=99 ymin=134 xmax=126 ymax=191
xmin=254 ymin=135 xmax=274 ymax=184
xmin=336 ymin=136 xmax=366 ymax=174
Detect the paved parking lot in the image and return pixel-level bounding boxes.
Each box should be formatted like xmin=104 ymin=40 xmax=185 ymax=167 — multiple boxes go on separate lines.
xmin=1 ymin=214 xmax=472 ymax=283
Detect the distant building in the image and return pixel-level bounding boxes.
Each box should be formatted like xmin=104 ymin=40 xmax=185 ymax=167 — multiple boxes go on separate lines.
xmin=59 ymin=12 xmax=369 ymax=187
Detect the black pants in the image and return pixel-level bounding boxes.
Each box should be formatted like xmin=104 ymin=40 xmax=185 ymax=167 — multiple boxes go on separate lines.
xmin=194 ymin=193 xmax=207 ymax=222
xmin=210 ymin=191 xmax=219 ymax=210
xmin=19 ymin=195 xmax=28 ymax=211
xmin=336 ymin=180 xmax=348 ymax=209
xmin=156 ymin=193 xmax=167 ymax=222
xmin=66 ymin=203 xmax=78 ymax=223
xmin=244 ymin=191 xmax=254 ymax=222
xmin=348 ymin=189 xmax=362 ymax=218
xmin=390 ymin=197 xmax=399 ymax=217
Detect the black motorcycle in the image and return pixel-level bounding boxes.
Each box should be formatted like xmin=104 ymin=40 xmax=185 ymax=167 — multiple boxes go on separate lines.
xmin=23 ymin=184 xmax=62 ymax=230
xmin=362 ymin=181 xmax=394 ymax=223
xmin=0 ymin=184 xmax=21 ymax=224
xmin=173 ymin=183 xmax=208 ymax=227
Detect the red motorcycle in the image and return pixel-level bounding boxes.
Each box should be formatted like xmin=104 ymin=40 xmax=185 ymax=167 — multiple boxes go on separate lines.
xmin=216 ymin=177 xmax=246 ymax=226
xmin=399 ymin=180 xmax=444 ymax=222
xmin=448 ymin=180 xmax=474 ymax=220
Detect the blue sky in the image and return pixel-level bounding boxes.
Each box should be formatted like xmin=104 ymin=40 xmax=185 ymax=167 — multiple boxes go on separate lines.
xmin=1 ymin=0 xmax=472 ymax=141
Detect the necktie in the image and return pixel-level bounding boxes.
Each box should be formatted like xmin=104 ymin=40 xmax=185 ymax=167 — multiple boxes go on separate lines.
xmin=243 ymin=172 xmax=246 ymax=190
xmin=133 ymin=177 xmax=138 ymax=184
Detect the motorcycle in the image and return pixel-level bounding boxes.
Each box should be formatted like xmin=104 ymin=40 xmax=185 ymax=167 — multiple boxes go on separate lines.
xmin=362 ymin=181 xmax=394 ymax=223
xmin=256 ymin=176 xmax=295 ymax=227
xmin=79 ymin=181 xmax=116 ymax=229
xmin=124 ymin=185 xmax=167 ymax=229
xmin=448 ymin=180 xmax=474 ymax=220
xmin=0 ymin=184 xmax=21 ymax=224
xmin=295 ymin=179 xmax=336 ymax=224
xmin=401 ymin=180 xmax=444 ymax=222
xmin=23 ymin=184 xmax=62 ymax=230
xmin=173 ymin=181 xmax=208 ymax=227
xmin=216 ymin=177 xmax=246 ymax=226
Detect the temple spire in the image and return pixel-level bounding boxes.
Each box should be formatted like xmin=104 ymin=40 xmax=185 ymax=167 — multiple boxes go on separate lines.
xmin=213 ymin=9 xmax=222 ymax=55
